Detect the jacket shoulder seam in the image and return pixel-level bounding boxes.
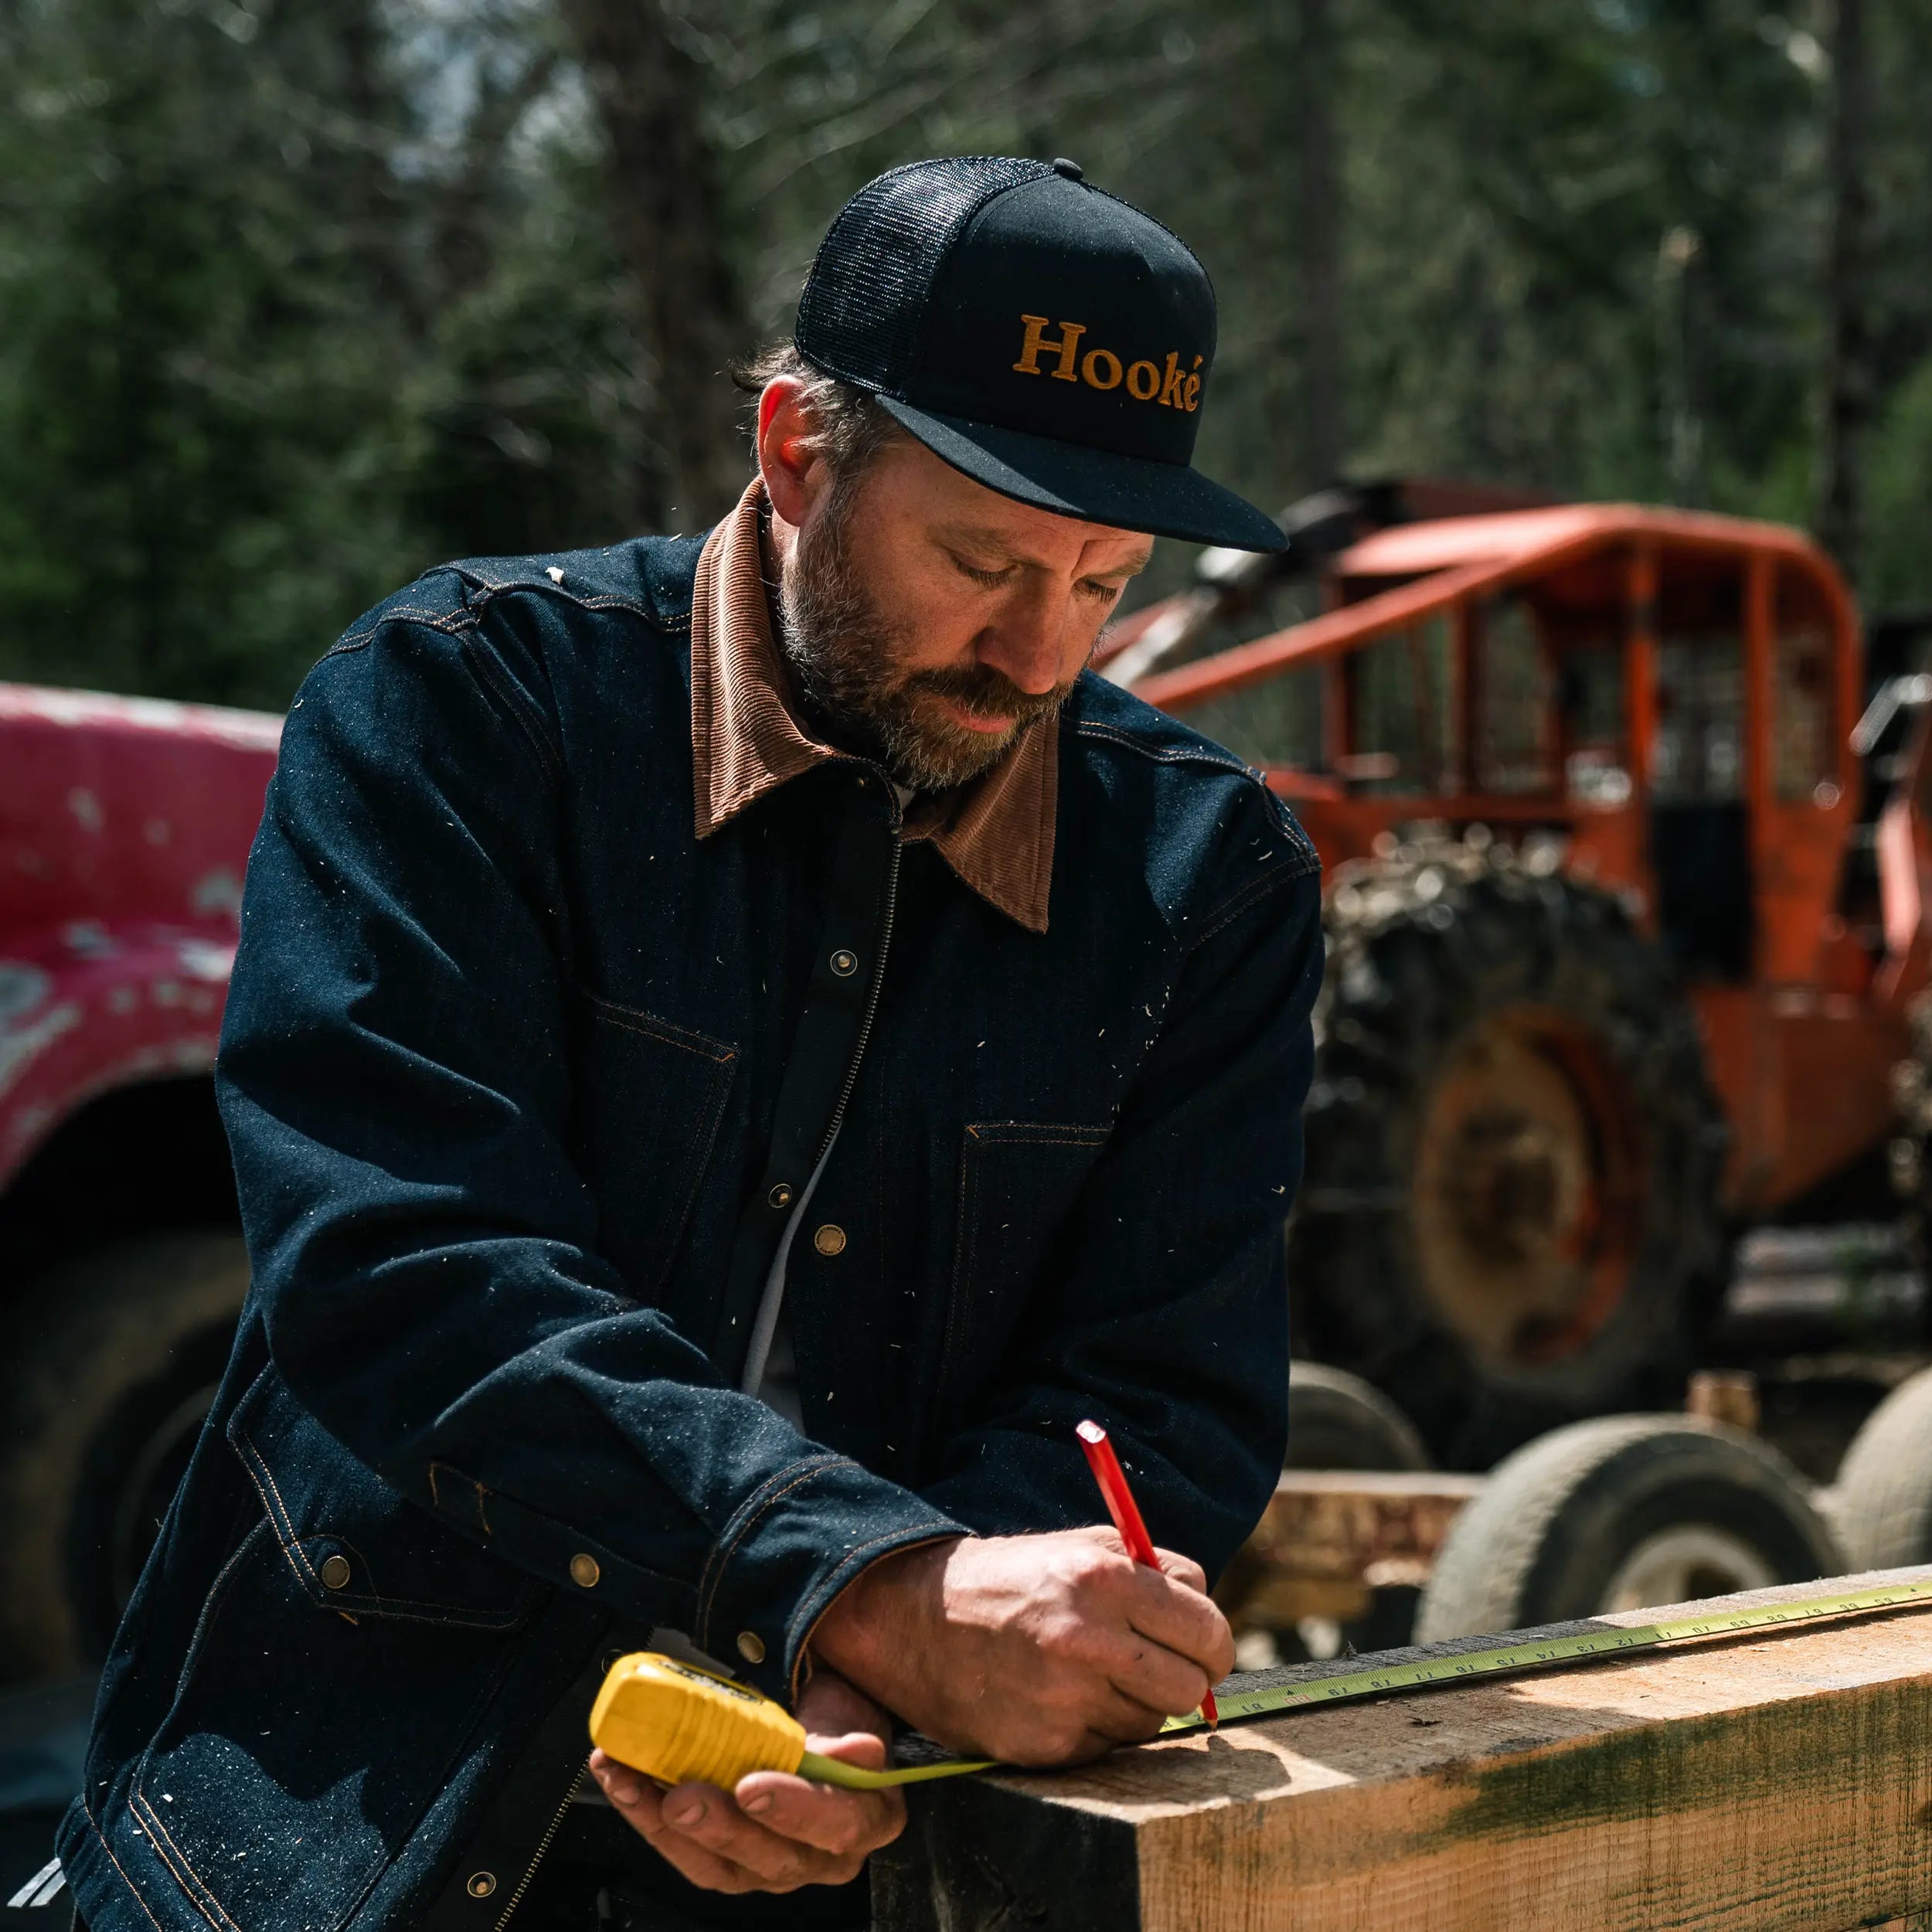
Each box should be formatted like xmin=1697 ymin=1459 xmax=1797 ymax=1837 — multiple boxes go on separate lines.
xmin=316 ymin=591 xmax=568 ymax=784
xmin=1070 ymin=716 xmax=1250 ymax=774
xmin=1072 ymin=714 xmax=1323 ymax=888
xmin=436 ymin=560 xmax=696 ymax=634
xmin=331 ymin=602 xmax=480 ymax=655
xmin=1193 ymin=853 xmax=1319 ymax=946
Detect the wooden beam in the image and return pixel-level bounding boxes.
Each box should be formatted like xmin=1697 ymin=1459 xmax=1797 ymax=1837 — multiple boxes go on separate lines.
xmin=872 ymin=1566 xmax=1932 ymax=1932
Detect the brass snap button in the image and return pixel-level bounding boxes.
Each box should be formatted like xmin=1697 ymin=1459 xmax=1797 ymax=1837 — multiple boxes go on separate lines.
xmin=736 ymin=1630 xmax=767 ymax=1665
xmin=829 ymin=949 xmax=858 ymax=978
xmin=768 ymin=1182 xmax=794 ymax=1209
xmin=570 ymin=1552 xmax=601 ymax=1589
xmin=466 ymin=1872 xmax=497 ymax=1899
xmin=318 ymin=1554 xmax=352 ymax=1591
xmin=812 ymin=1224 xmax=847 ymax=1257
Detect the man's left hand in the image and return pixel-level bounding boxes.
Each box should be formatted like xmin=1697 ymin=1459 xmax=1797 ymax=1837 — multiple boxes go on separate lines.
xmin=587 ymin=1667 xmax=904 ymax=1894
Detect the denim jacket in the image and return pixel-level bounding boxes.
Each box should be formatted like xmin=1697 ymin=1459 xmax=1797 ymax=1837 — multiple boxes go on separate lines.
xmin=60 ymin=528 xmax=1322 ymax=1932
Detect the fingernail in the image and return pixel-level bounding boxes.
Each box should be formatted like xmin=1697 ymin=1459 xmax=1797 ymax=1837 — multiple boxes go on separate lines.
xmin=741 ymin=1792 xmax=773 ymax=1816
xmin=665 ymin=1795 xmax=706 ymax=1827
xmin=610 ymin=1782 xmax=641 ymax=1808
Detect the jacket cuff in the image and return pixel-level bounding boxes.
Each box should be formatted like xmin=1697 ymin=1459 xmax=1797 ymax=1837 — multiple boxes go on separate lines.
xmin=692 ymin=1452 xmax=965 ymax=1701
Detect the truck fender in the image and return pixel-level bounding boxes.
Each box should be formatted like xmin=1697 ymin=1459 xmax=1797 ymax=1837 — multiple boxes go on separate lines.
xmin=0 ymin=920 xmax=235 ymax=1190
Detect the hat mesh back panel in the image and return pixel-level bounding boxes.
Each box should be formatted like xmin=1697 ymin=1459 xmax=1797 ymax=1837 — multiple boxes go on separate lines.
xmin=795 ymin=157 xmax=1050 ymax=393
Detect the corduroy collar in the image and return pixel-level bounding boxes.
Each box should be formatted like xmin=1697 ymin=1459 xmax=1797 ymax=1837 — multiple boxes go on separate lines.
xmin=689 ymin=478 xmax=1056 ymax=933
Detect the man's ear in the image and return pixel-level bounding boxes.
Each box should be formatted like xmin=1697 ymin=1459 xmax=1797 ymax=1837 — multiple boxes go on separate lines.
xmin=757 ymin=378 xmax=826 ymax=529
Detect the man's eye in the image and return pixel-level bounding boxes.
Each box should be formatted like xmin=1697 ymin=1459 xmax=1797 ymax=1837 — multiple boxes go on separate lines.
xmin=1077 ymin=580 xmax=1124 ymax=603
xmin=954 ymin=556 xmax=1012 ymax=587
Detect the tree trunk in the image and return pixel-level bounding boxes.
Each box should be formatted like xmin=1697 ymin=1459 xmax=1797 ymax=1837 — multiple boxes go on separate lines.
xmin=335 ymin=0 xmax=423 ymax=340
xmin=434 ymin=46 xmax=560 ymax=309
xmin=557 ymin=0 xmax=751 ymax=529
xmin=1299 ymin=0 xmax=1344 ymax=489
xmin=1818 ymin=0 xmax=1872 ymax=587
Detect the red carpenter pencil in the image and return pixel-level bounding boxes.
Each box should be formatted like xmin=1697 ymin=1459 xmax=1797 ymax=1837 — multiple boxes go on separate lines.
xmin=1075 ymin=1419 xmax=1219 ymax=1729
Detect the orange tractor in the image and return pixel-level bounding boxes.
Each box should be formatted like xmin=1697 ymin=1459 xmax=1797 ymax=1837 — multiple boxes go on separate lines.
xmin=1102 ymin=488 xmax=1932 ymax=1465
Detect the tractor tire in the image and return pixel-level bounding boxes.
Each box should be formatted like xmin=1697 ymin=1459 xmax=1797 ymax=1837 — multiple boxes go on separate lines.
xmin=1414 ymin=1416 xmax=1842 ymax=1641
xmin=1832 ymin=1365 xmax=1932 ymax=1568
xmin=0 ymin=1230 xmax=248 ymax=1679
xmin=1286 ymin=1361 xmax=1431 ymax=1470
xmin=1291 ymin=828 xmax=1731 ymax=1468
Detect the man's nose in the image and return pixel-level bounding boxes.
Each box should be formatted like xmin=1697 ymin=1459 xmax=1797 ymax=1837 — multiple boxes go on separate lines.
xmin=975 ymin=586 xmax=1069 ymax=696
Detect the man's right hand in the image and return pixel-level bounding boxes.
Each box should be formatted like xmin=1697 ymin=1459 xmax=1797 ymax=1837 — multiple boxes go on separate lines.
xmin=808 ymin=1528 xmax=1233 ymax=1766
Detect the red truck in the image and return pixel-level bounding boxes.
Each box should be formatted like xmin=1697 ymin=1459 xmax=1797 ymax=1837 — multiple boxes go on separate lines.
xmin=0 ymin=683 xmax=277 ymax=1680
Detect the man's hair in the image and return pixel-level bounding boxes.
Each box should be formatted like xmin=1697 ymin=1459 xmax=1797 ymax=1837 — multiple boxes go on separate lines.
xmin=733 ymin=342 xmax=906 ymax=482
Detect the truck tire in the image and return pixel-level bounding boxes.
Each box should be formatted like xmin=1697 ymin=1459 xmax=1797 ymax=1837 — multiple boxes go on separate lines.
xmin=1832 ymin=1366 xmax=1932 ymax=1567
xmin=1414 ymin=1415 xmax=1842 ymax=1641
xmin=1291 ymin=829 xmax=1731 ymax=1468
xmin=0 ymin=1231 xmax=248 ymax=1678
xmin=1287 ymin=1361 xmax=1431 ymax=1470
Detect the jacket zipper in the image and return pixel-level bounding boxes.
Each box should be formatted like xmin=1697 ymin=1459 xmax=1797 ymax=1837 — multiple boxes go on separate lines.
xmin=494 ymin=1762 xmax=584 ymax=1930
xmin=813 ymin=831 xmax=901 ymax=1167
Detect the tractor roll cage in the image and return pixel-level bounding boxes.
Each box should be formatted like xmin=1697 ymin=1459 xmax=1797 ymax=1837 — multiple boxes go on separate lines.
xmin=1137 ymin=503 xmax=1862 ymax=833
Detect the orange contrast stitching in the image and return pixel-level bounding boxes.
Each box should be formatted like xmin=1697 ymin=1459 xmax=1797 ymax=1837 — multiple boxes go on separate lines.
xmin=233 ymin=1424 xmax=322 ymax=1590
xmin=128 ymin=1794 xmax=240 ymax=1932
xmin=697 ymin=1460 xmax=857 ymax=1637
xmin=77 ymin=1794 xmax=165 ymax=1932
xmin=583 ymin=996 xmax=737 ymax=1063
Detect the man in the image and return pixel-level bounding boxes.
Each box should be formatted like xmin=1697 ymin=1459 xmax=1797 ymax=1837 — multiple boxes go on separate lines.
xmin=58 ymin=156 xmax=1321 ymax=1930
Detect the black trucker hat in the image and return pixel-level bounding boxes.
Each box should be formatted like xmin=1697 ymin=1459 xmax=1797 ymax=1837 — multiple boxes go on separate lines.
xmin=794 ymin=156 xmax=1287 ymax=553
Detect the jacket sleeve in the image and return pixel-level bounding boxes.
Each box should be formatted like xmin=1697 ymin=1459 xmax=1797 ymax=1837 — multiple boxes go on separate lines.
xmin=216 ymin=605 xmax=962 ymax=1700
xmin=917 ymin=827 xmax=1323 ymax=1583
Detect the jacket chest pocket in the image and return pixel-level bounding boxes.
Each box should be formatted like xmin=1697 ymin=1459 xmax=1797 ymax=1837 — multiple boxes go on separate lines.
xmin=573 ymin=992 xmax=739 ymax=1300
xmin=938 ymin=1121 xmax=1111 ymax=1414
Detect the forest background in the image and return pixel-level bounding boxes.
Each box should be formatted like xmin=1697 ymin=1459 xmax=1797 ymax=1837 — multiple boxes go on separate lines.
xmin=0 ymin=0 xmax=1924 ymax=710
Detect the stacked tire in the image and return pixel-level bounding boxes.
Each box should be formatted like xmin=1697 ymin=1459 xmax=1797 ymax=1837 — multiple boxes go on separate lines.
xmin=1833 ymin=1366 xmax=1932 ymax=1570
xmin=1417 ymin=1415 xmax=1842 ymax=1639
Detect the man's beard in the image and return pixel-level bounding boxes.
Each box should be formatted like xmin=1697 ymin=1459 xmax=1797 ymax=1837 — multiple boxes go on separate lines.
xmin=776 ymin=480 xmax=1073 ymax=792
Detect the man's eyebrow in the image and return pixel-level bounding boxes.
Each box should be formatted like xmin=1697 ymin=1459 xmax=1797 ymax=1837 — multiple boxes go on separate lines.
xmin=1092 ymin=546 xmax=1155 ymax=581
xmin=937 ymin=526 xmax=1154 ymax=579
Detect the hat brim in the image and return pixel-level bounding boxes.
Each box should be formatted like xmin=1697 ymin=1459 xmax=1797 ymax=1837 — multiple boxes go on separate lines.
xmin=878 ymin=398 xmax=1287 ymax=553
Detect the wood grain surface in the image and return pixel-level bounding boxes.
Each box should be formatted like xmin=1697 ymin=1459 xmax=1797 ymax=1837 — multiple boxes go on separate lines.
xmin=871 ymin=1566 xmax=1932 ymax=1932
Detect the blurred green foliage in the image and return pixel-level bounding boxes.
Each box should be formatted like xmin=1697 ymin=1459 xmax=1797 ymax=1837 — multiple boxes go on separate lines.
xmin=0 ymin=0 xmax=1927 ymax=709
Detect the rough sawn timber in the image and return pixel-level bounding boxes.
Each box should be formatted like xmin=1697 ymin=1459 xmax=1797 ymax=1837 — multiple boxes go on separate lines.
xmin=870 ymin=1566 xmax=1932 ymax=1932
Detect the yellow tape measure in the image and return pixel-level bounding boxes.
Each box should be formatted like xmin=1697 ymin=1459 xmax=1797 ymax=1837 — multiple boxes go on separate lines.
xmin=1159 ymin=1573 xmax=1932 ymax=1734
xmin=589 ymin=1652 xmax=993 ymax=1791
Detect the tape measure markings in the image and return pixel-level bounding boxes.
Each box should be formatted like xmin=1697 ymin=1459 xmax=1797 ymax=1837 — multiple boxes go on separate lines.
xmin=1159 ymin=1575 xmax=1932 ymax=1736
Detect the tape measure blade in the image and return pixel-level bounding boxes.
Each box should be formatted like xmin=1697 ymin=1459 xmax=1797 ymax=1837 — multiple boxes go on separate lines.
xmin=1159 ymin=1574 xmax=1932 ymax=1736
xmin=798 ymin=1749 xmax=995 ymax=1789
